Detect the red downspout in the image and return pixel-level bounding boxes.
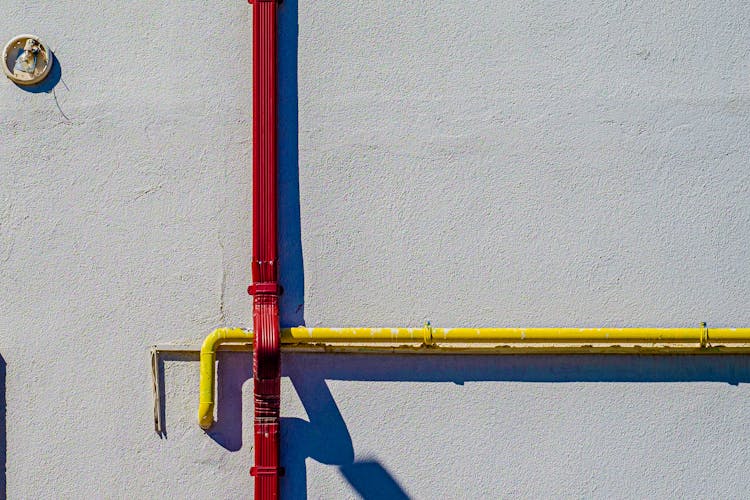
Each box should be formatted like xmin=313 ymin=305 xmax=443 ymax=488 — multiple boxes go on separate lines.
xmin=248 ymin=0 xmax=282 ymax=498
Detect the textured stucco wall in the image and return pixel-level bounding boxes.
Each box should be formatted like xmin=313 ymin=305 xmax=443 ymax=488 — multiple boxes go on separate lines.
xmin=1 ymin=1 xmax=749 ymax=498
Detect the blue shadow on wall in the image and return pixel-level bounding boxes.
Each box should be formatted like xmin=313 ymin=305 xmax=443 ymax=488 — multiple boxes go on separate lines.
xmin=280 ymin=353 xmax=750 ymax=499
xmin=156 ymin=351 xmax=251 ymax=451
xmin=0 ymin=355 xmax=5 ymax=498
xmin=155 ymin=349 xmax=750 ymax=499
xmin=285 ymin=353 xmax=750 ymax=385
xmin=277 ymin=0 xmax=305 ymax=329
xmin=207 ymin=352 xmax=251 ymax=451
xmin=282 ymin=362 xmax=410 ymax=500
xmin=13 ymin=51 xmax=61 ymax=94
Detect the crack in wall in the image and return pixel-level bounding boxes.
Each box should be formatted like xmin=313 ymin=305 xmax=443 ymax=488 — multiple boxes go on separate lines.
xmin=219 ymin=235 xmax=227 ymax=324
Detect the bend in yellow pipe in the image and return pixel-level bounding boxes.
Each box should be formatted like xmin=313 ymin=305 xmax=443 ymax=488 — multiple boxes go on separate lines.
xmin=198 ymin=327 xmax=254 ymax=430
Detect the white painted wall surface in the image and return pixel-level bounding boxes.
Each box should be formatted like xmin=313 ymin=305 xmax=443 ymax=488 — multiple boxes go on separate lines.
xmin=1 ymin=1 xmax=749 ymax=498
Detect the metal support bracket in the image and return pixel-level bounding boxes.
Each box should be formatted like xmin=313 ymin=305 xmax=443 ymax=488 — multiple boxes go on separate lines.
xmin=248 ymin=282 xmax=282 ymax=296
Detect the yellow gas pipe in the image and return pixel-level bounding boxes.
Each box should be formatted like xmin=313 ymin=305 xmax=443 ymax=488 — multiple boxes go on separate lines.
xmin=198 ymin=324 xmax=750 ymax=429
xmin=284 ymin=324 xmax=750 ymax=346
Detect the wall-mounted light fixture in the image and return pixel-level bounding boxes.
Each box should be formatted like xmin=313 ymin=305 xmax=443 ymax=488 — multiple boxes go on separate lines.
xmin=3 ymin=34 xmax=53 ymax=85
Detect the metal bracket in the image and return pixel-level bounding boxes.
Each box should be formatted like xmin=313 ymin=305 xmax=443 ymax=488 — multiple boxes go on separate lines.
xmin=700 ymin=322 xmax=711 ymax=348
xmin=248 ymin=282 xmax=282 ymax=296
xmin=150 ymin=343 xmax=252 ymax=435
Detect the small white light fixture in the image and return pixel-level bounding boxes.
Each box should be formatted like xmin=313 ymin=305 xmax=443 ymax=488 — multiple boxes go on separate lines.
xmin=3 ymin=34 xmax=53 ymax=85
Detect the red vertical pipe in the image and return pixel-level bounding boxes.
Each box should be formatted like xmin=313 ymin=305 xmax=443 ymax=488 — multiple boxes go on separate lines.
xmin=248 ymin=0 xmax=282 ymax=498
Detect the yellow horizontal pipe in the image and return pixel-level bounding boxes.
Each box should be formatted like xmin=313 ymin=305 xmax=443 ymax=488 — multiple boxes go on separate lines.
xmin=283 ymin=326 xmax=750 ymax=345
xmin=198 ymin=327 xmax=253 ymax=430
xmin=197 ymin=324 xmax=750 ymax=429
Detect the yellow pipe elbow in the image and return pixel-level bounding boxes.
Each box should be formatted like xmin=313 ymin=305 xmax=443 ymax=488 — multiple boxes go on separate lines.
xmin=198 ymin=327 xmax=254 ymax=430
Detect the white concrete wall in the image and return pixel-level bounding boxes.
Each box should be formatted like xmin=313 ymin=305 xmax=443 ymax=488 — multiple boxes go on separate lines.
xmin=1 ymin=1 xmax=749 ymax=498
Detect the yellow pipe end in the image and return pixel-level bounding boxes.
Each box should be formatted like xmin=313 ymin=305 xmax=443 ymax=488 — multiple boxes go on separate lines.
xmin=198 ymin=402 xmax=214 ymax=430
